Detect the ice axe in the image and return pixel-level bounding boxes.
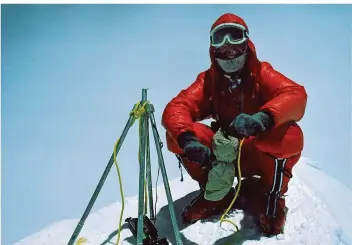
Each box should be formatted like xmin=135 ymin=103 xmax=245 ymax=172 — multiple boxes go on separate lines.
xmin=125 ymin=216 xmax=169 ymax=245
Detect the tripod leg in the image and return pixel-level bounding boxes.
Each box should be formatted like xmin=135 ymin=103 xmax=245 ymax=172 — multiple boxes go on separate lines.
xmin=67 ymin=106 xmax=137 ymax=245
xmin=137 ymin=89 xmax=148 ymax=245
xmin=146 ymin=115 xmax=155 ymax=221
xmin=149 ymin=112 xmax=184 ymax=245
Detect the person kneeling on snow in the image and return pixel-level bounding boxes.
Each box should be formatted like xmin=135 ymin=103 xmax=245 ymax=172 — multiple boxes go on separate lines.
xmin=161 ymin=13 xmax=307 ymax=236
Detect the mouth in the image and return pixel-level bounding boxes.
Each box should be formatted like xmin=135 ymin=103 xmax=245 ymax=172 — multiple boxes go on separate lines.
xmin=227 ymin=55 xmax=236 ymax=59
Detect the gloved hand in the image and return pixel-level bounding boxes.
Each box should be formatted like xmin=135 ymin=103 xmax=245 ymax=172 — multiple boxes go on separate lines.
xmin=177 ymin=132 xmax=211 ymax=166
xmin=229 ymin=111 xmax=273 ymax=137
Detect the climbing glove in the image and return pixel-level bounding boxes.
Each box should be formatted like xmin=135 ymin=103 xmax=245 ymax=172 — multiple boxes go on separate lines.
xmin=229 ymin=111 xmax=273 ymax=137
xmin=177 ymin=131 xmax=211 ymax=166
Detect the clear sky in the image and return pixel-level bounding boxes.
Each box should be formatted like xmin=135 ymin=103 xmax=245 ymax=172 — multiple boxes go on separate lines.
xmin=2 ymin=4 xmax=351 ymax=245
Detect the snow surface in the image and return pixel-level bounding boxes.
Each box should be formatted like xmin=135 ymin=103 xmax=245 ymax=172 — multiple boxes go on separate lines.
xmin=12 ymin=158 xmax=352 ymax=245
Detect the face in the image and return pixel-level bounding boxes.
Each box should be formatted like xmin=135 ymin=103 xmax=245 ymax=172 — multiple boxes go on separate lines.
xmin=210 ymin=23 xmax=249 ymax=74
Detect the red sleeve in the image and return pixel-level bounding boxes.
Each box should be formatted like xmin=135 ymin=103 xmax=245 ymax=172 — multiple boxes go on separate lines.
xmin=258 ymin=62 xmax=308 ymax=128
xmin=161 ymin=71 xmax=212 ymax=141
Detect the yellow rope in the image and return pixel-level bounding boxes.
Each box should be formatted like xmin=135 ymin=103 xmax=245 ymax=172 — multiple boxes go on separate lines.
xmin=75 ymin=237 xmax=88 ymax=245
xmin=219 ymin=138 xmax=245 ymax=231
xmin=130 ymin=101 xmax=149 ymax=120
xmin=113 ymin=138 xmax=125 ymax=245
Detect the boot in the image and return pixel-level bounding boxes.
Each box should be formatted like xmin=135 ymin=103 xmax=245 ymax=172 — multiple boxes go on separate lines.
xmin=176 ymin=154 xmax=211 ymax=224
xmin=182 ymin=187 xmax=236 ymax=224
xmin=181 ymin=177 xmax=263 ymax=224
xmin=256 ymin=156 xmax=295 ymax=236
xmin=258 ymin=195 xmax=288 ymax=236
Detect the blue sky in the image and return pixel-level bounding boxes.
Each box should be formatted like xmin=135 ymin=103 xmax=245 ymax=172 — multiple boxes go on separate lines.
xmin=2 ymin=4 xmax=351 ymax=245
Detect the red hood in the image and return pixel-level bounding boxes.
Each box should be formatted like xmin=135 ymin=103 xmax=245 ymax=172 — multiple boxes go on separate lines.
xmin=209 ymin=13 xmax=260 ymax=73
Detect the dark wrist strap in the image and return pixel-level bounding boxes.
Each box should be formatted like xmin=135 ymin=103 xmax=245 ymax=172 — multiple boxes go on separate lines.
xmin=257 ymin=111 xmax=274 ymax=130
xmin=177 ymin=131 xmax=198 ymax=149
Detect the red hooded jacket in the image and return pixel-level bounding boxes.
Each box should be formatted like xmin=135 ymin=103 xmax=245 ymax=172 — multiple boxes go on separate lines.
xmin=161 ymin=13 xmax=307 ymax=143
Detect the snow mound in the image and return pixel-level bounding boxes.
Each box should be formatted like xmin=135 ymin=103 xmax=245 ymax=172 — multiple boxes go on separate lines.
xmin=12 ymin=158 xmax=352 ymax=245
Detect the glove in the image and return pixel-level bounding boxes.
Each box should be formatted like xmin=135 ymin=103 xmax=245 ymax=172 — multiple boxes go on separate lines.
xmin=229 ymin=111 xmax=273 ymax=137
xmin=177 ymin=131 xmax=211 ymax=166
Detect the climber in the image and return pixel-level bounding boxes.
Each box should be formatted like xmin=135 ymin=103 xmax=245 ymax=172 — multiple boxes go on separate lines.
xmin=161 ymin=13 xmax=307 ymax=236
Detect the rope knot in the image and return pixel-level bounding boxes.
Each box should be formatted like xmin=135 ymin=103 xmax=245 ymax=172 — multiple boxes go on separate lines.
xmin=130 ymin=101 xmax=150 ymax=119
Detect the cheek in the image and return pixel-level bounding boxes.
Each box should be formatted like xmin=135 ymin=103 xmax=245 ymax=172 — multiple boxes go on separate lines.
xmin=237 ymin=42 xmax=248 ymax=53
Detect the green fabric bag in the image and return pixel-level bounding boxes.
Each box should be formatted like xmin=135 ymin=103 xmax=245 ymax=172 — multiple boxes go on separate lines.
xmin=204 ymin=129 xmax=239 ymax=201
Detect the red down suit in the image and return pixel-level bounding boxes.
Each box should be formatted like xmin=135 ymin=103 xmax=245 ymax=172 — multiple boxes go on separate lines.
xmin=161 ymin=13 xmax=307 ymax=212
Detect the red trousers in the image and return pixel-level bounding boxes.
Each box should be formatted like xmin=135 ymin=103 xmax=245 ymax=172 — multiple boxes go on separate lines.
xmin=166 ymin=122 xmax=304 ymax=198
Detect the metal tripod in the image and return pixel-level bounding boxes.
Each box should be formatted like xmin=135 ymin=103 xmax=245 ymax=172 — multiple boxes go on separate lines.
xmin=67 ymin=89 xmax=183 ymax=245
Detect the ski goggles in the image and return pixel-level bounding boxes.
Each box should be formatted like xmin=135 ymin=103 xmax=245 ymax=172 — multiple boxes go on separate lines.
xmin=210 ymin=23 xmax=249 ymax=48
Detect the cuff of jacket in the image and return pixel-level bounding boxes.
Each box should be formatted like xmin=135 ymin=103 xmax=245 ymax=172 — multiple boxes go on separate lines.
xmin=257 ymin=110 xmax=274 ymax=131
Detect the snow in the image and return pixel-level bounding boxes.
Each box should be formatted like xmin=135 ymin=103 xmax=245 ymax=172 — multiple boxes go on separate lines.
xmin=12 ymin=158 xmax=352 ymax=245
